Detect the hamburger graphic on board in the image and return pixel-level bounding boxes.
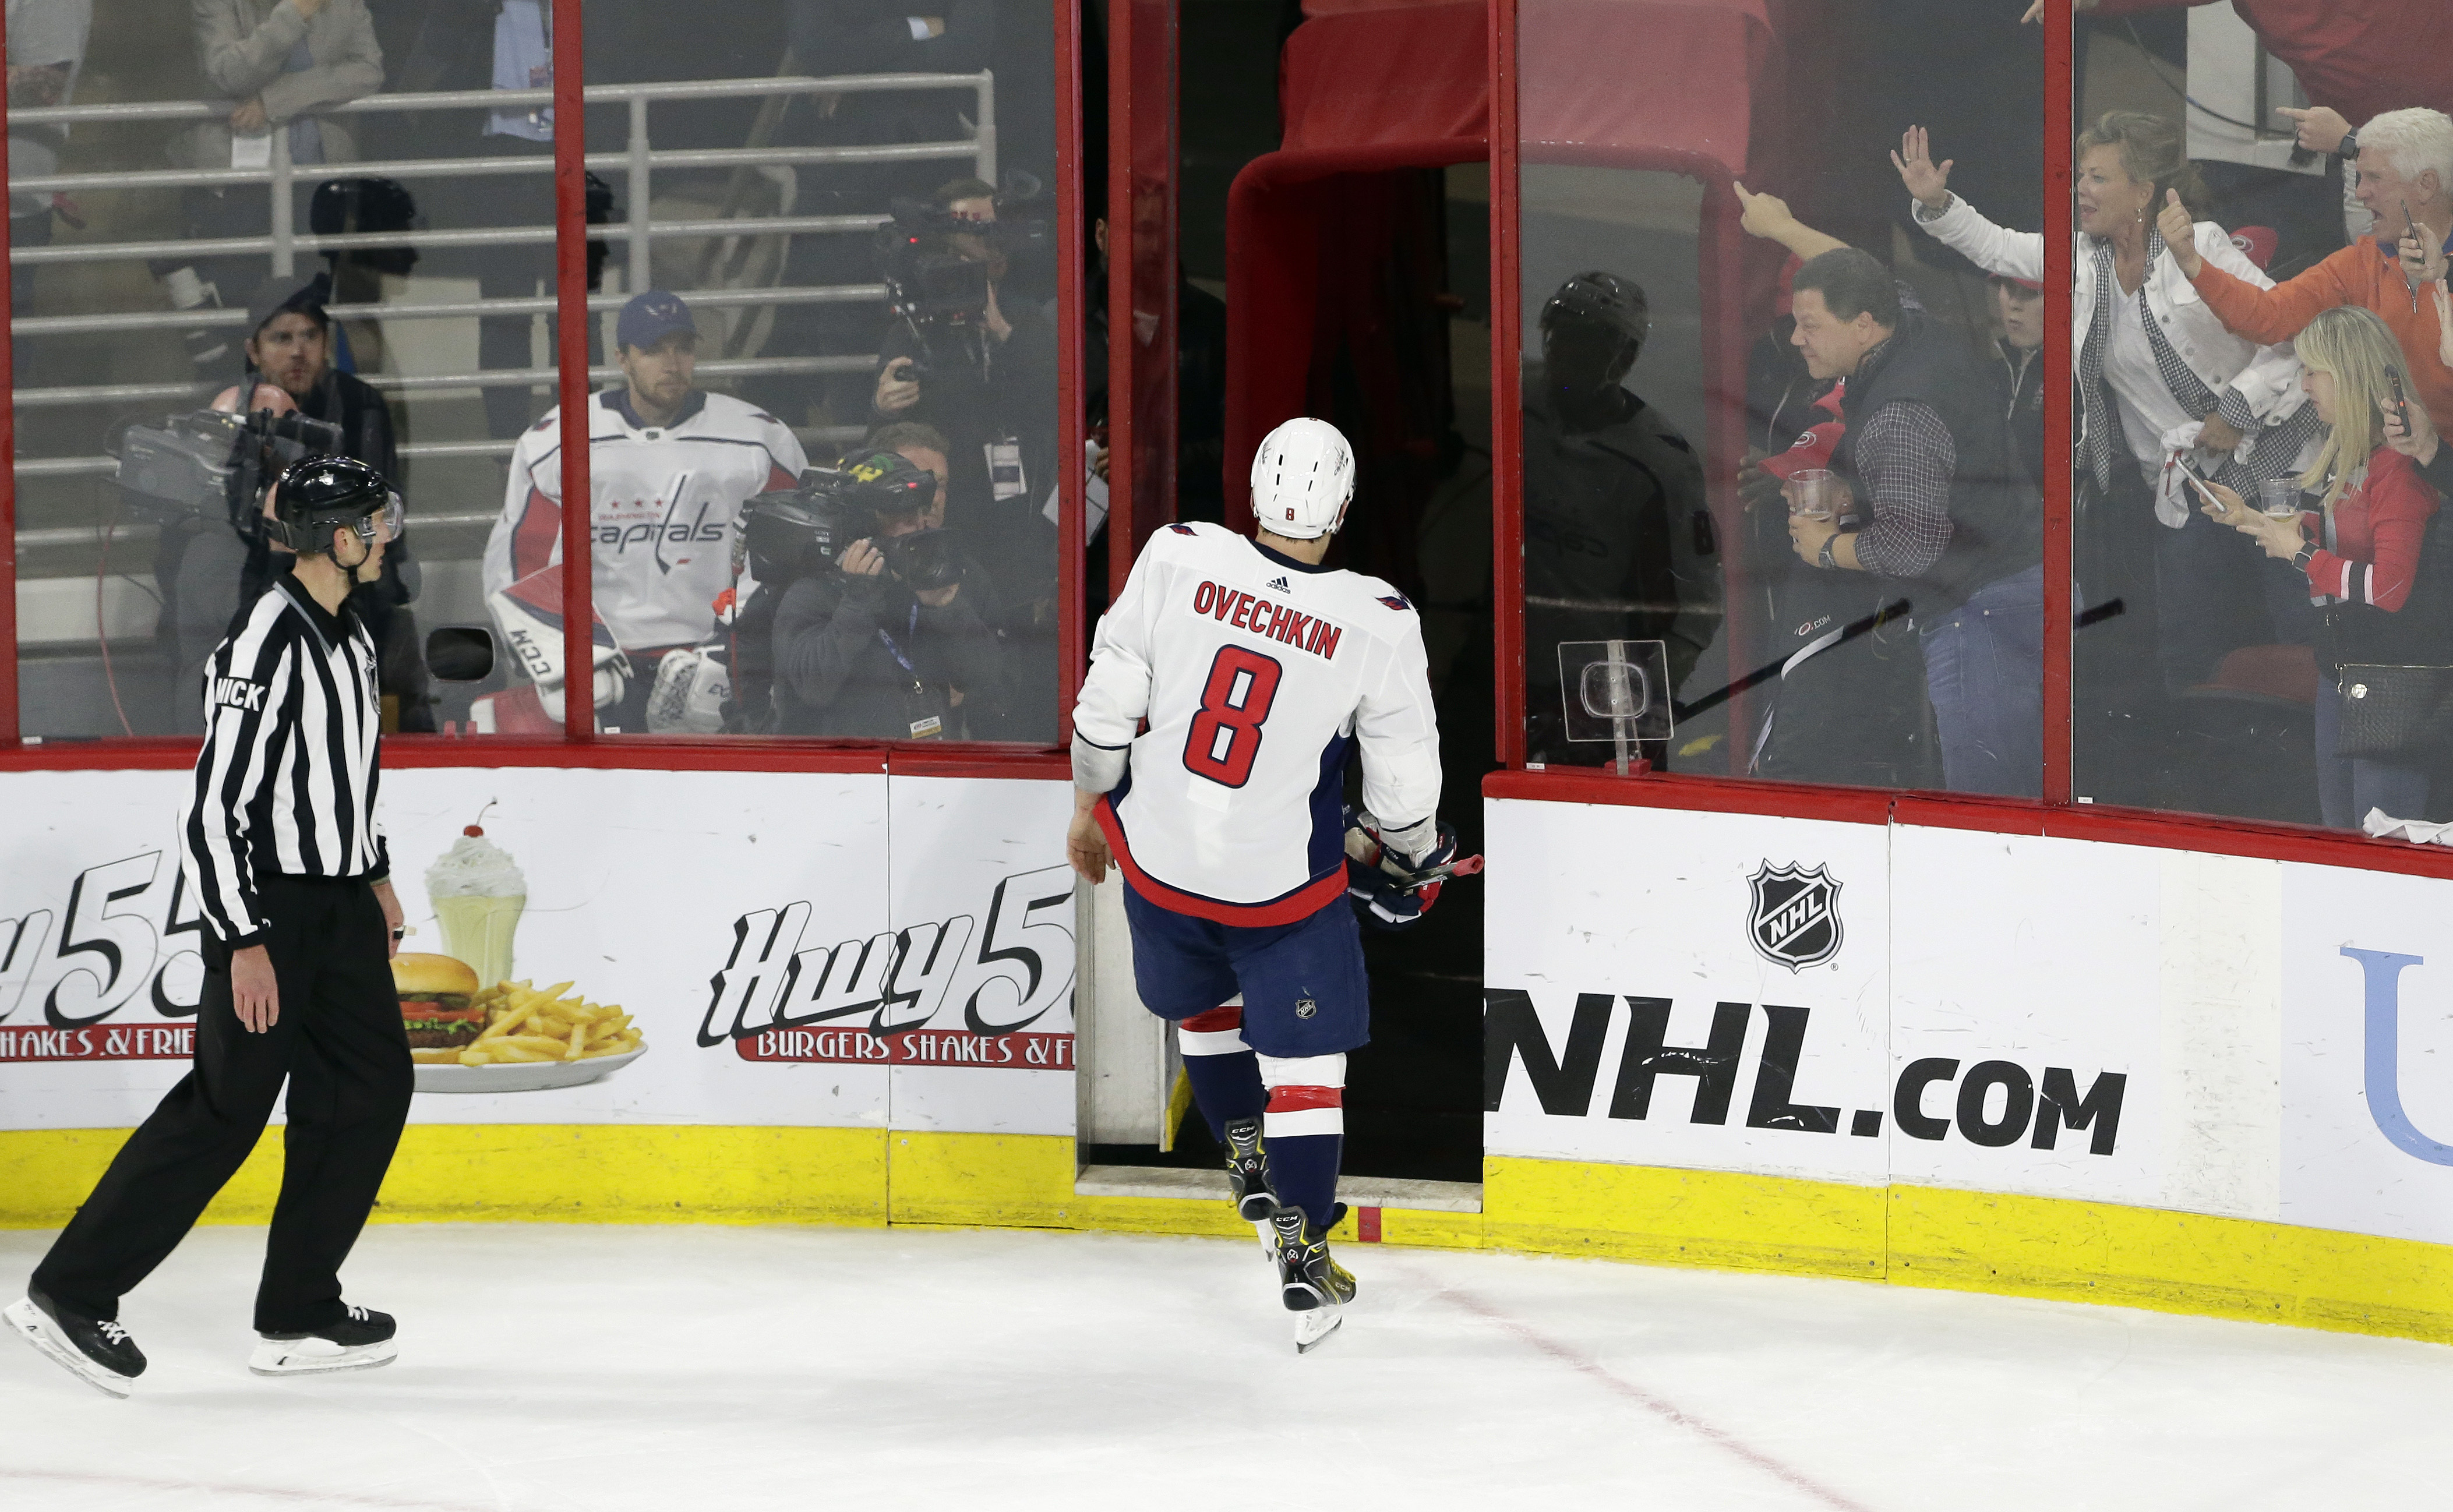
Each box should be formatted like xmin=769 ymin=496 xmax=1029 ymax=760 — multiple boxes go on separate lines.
xmin=403 ymin=819 xmax=647 ymax=1093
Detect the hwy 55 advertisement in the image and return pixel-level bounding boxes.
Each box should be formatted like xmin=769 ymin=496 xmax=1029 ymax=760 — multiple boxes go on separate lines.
xmin=0 ymin=768 xmax=1075 ymax=1137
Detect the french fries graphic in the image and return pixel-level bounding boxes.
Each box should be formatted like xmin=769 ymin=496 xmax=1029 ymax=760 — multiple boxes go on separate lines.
xmin=406 ymin=979 xmax=644 ymax=1066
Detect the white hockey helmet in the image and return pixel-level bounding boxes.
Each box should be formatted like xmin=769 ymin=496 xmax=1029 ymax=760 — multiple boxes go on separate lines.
xmin=1250 ymin=416 xmax=1356 ymax=539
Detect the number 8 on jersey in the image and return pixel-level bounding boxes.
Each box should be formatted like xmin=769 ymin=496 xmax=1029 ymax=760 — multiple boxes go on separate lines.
xmin=1184 ymin=646 xmax=1283 ymax=788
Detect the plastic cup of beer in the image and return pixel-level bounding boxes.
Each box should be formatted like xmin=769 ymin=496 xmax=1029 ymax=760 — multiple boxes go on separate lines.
xmin=2257 ymin=478 xmax=2303 ymax=520
xmin=1787 ymin=469 xmax=1840 ymax=522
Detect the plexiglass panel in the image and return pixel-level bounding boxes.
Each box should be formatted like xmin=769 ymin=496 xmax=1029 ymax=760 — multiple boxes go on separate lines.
xmin=567 ymin=0 xmax=1063 ymax=742
xmin=2062 ymin=6 xmax=2453 ymax=829
xmin=5 ymin=0 xmax=1063 ymax=746
xmin=1516 ymin=0 xmax=2049 ymax=796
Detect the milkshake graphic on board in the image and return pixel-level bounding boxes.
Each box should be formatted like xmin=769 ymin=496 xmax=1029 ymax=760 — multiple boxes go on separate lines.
xmin=426 ymin=823 xmax=527 ymax=988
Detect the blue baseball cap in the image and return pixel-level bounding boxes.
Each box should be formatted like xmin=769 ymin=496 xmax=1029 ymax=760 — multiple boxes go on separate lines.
xmin=617 ymin=290 xmax=697 ymax=351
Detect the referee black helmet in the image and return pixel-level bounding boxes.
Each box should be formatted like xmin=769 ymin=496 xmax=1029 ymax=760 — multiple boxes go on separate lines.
xmin=266 ymin=455 xmax=393 ymax=556
xmin=1540 ymin=271 xmax=1651 ymax=386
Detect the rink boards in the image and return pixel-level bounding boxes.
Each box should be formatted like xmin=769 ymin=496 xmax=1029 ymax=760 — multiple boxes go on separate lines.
xmin=0 ymin=766 xmax=2448 ymax=1343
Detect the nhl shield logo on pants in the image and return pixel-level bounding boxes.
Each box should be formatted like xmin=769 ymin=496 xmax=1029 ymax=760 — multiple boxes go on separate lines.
xmin=1746 ymin=861 xmax=1843 ymax=971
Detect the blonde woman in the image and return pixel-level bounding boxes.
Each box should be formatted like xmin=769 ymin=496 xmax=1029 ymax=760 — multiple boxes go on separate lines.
xmin=1898 ymin=115 xmax=2322 ymax=696
xmin=2198 ymin=306 xmax=2446 ymax=829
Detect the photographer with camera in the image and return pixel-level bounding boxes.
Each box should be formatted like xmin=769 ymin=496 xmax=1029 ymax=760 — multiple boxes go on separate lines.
xmin=755 ymin=449 xmax=1005 ymax=739
xmin=870 ymin=179 xmax=1058 ymax=737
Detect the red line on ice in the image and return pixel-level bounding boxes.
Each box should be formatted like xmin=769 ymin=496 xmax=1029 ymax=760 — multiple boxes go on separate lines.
xmin=1419 ymin=1279 xmax=1879 ymax=1512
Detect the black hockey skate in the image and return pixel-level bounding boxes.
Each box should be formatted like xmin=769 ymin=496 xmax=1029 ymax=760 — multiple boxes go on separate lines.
xmin=250 ymin=1303 xmax=398 ymax=1377
xmin=1271 ymin=1204 xmax=1357 ymax=1354
xmin=6 ymin=1286 xmax=146 ymax=1397
xmin=1223 ymin=1117 xmax=1281 ymax=1257
xmin=1223 ymin=1116 xmax=1278 ymax=1220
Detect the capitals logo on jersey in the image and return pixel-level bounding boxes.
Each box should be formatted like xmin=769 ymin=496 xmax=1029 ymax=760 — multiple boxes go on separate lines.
xmin=482 ymin=389 xmax=807 ymax=654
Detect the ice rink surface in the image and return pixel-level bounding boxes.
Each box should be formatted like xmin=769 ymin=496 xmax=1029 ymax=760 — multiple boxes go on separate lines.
xmin=1 ymin=1223 xmax=2447 ymax=1511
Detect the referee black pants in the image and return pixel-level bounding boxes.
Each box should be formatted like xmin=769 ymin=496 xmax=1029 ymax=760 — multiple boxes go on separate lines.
xmin=33 ymin=876 xmax=413 ymax=1334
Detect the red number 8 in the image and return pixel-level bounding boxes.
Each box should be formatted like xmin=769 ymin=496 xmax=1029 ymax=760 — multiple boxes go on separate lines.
xmin=1183 ymin=645 xmax=1283 ymax=788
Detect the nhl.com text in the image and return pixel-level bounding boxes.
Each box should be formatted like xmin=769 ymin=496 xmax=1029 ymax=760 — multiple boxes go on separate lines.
xmin=1485 ymin=990 xmax=2128 ymax=1154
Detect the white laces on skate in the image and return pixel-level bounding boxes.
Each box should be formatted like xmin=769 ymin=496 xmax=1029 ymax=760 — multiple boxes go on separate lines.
xmin=96 ymin=1320 xmax=129 ymax=1345
xmin=344 ymin=1305 xmax=368 ymax=1323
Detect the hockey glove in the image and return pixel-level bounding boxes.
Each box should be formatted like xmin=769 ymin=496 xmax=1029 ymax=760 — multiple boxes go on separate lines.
xmin=1343 ymin=807 xmax=1477 ymax=931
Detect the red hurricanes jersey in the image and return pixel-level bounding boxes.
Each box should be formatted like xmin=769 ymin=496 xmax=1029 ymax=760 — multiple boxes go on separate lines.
xmin=1075 ymin=522 xmax=1442 ymax=924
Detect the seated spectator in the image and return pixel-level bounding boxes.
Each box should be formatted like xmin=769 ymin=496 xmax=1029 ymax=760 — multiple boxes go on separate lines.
xmin=483 ymin=292 xmax=810 ymax=733
xmin=2159 ymin=109 xmax=2453 ymax=441
xmin=2196 ymin=306 xmax=2450 ymax=828
xmin=1783 ymin=248 xmax=2044 ymax=798
xmin=157 ymin=0 xmax=384 ymax=373
xmin=6 ymin=0 xmax=92 ymax=317
xmin=770 ymin=450 xmax=1005 ymax=738
xmin=1894 ymin=116 xmax=2322 ymax=694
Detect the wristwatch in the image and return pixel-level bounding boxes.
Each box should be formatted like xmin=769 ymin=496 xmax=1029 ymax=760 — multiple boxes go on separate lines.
xmin=2336 ymin=129 xmax=2360 ymax=161
xmin=2291 ymin=543 xmax=2317 ymax=574
xmin=1817 ymin=535 xmax=1841 ymax=570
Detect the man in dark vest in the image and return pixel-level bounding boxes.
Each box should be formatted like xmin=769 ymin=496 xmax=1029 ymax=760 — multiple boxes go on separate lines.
xmin=1783 ymin=248 xmax=2043 ymax=797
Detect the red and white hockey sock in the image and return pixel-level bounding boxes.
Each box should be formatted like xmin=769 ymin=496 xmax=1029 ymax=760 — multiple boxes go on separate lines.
xmin=1257 ymin=1052 xmax=1346 ymax=1225
xmin=1176 ymin=997 xmax=1265 ymax=1140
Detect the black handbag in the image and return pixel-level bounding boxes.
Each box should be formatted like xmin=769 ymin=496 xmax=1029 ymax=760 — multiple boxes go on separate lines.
xmin=2334 ymin=665 xmax=2453 ymax=759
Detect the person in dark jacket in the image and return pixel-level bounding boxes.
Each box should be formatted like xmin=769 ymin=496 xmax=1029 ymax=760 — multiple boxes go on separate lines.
xmin=164 ymin=278 xmax=435 ymax=734
xmin=1520 ymin=271 xmax=1715 ymax=764
xmin=770 ymin=450 xmax=1005 ymax=738
xmin=1783 ymin=249 xmax=2045 ymax=797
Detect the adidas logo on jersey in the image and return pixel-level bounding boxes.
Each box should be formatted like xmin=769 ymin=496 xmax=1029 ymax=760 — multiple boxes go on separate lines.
xmin=1268 ymin=575 xmax=1291 ymax=592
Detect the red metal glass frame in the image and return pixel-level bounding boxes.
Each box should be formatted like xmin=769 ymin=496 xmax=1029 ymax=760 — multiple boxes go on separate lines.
xmin=8 ymin=1 xmax=2453 ymax=885
xmin=0 ymin=0 xmax=1084 ymax=776
xmin=1480 ymin=0 xmax=2453 ymax=879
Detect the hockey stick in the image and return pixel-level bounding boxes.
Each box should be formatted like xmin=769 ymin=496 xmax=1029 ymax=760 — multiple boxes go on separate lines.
xmin=1671 ymin=597 xmax=1914 ymax=723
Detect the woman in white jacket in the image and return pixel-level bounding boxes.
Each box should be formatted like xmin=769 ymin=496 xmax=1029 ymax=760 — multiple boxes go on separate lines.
xmin=1900 ymin=114 xmax=2324 ymax=698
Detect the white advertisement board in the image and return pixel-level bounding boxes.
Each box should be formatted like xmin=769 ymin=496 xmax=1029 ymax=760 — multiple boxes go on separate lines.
xmin=0 ymin=766 xmax=1076 ymax=1137
xmin=2279 ymin=862 xmax=2453 ymax=1248
xmin=1486 ymin=799 xmax=2453 ymax=1242
xmin=1484 ymin=800 xmax=1893 ymax=1183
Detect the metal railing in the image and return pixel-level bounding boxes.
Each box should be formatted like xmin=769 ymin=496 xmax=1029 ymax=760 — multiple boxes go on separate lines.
xmin=7 ymin=72 xmax=994 ymax=465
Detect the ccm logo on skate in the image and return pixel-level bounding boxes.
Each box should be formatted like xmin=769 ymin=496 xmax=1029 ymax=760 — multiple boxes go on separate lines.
xmin=698 ymin=864 xmax=1076 ymax=1067
xmin=1189 ymin=581 xmax=1342 ymax=662
xmin=1485 ymin=991 xmax=2127 ymax=1154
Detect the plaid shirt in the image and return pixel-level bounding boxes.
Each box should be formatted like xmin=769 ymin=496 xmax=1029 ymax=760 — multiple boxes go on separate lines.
xmin=1851 ymin=396 xmax=1957 ymax=581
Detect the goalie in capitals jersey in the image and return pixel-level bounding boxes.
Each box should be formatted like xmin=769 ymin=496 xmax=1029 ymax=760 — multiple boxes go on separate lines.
xmin=482 ymin=291 xmax=807 ymax=730
xmin=1067 ymin=417 xmax=1457 ymax=1352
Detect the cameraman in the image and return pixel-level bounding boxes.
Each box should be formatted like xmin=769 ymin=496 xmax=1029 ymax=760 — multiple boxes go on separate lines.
xmin=769 ymin=450 xmax=1004 ymax=739
xmin=166 ymin=280 xmax=432 ymax=734
xmin=870 ymin=179 xmax=1059 ymax=564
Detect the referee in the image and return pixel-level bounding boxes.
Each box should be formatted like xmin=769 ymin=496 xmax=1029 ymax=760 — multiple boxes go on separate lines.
xmin=6 ymin=458 xmax=415 ymax=1396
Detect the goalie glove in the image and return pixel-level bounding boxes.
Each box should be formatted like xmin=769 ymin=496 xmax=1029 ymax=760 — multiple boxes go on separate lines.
xmin=489 ymin=565 xmax=631 ymax=721
xmin=1343 ymin=807 xmax=1479 ymax=931
xmin=645 ymin=643 xmax=730 ymax=734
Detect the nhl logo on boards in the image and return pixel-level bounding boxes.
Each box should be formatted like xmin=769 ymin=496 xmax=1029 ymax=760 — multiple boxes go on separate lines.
xmin=1746 ymin=861 xmax=1843 ymax=972
xmin=1295 ymin=997 xmax=1318 ymax=1019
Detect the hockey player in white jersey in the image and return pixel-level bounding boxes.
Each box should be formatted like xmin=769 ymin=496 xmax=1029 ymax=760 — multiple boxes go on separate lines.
xmin=1067 ymin=417 xmax=1464 ymax=1352
xmin=482 ymin=291 xmax=808 ymax=730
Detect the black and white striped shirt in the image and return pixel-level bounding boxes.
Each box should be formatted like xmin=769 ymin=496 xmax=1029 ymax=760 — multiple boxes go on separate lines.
xmin=178 ymin=573 xmax=390 ymax=949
